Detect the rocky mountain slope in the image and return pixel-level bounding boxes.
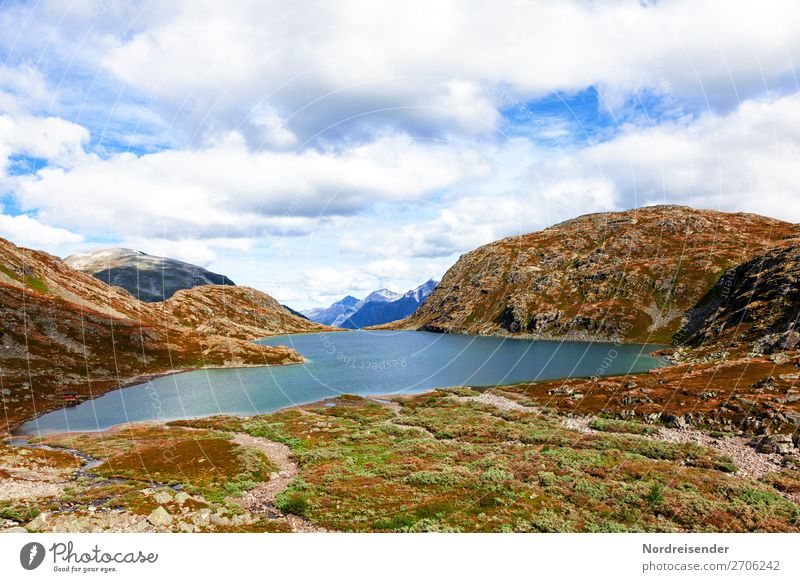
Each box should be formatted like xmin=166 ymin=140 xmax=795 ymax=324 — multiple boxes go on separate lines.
xmin=341 ymin=279 xmax=437 ymax=329
xmin=65 ymin=248 xmax=235 ymax=302
xmin=676 ymin=240 xmax=800 ymax=356
xmin=402 ymin=206 xmax=800 ymax=343
xmin=0 ymin=237 xmax=308 ymax=433
xmin=160 ymin=285 xmax=331 ymax=340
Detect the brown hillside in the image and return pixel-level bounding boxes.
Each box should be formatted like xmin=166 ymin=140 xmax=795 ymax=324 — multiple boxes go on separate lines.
xmin=0 ymin=237 xmax=306 ymax=433
xmin=404 ymin=205 xmax=800 ymax=343
xmin=159 ymin=285 xmax=331 ymax=340
xmin=676 ymin=240 xmax=800 ymax=356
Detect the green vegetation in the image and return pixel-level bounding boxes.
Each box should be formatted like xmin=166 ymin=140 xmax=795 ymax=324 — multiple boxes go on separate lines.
xmin=46 ymin=426 xmax=276 ymax=505
xmin=0 ymin=265 xmax=49 ymax=294
xmin=176 ymin=390 xmax=800 ymax=532
xmin=0 ymin=501 xmax=41 ymax=523
xmin=588 ymin=417 xmax=656 ymax=435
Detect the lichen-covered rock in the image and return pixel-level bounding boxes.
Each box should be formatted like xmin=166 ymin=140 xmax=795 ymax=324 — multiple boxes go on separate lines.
xmin=147 ymin=506 xmax=173 ymax=527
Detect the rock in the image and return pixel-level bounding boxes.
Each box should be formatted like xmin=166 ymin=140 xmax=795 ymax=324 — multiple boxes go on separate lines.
xmin=193 ymin=508 xmax=212 ymax=527
xmin=662 ymin=414 xmax=687 ymax=429
xmin=153 ymin=490 xmax=173 ymax=505
xmin=178 ymin=521 xmax=195 ymax=533
xmin=1 ymin=526 xmax=29 ymax=533
xmin=147 ymin=506 xmax=173 ymax=527
xmin=772 ymin=353 xmax=791 ymax=365
xmin=401 ymin=206 xmax=800 ymax=343
xmin=749 ymin=434 xmax=794 ymax=454
xmin=25 ymin=512 xmax=50 ymax=532
xmin=174 ymin=492 xmax=190 ymax=505
xmin=644 ymin=413 xmax=661 ymax=424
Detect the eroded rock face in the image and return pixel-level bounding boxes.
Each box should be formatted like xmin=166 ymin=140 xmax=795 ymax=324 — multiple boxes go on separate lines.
xmin=403 ymin=206 xmax=800 ymax=343
xmin=677 ymin=243 xmax=800 ymax=355
xmin=65 ymin=248 xmax=235 ymax=303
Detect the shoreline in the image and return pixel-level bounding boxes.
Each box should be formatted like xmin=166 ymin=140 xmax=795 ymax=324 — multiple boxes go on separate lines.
xmin=10 ymin=363 xmax=671 ymax=439
xmin=3 ymin=357 xmax=309 ymax=440
xmin=6 ymin=329 xmax=673 ymax=439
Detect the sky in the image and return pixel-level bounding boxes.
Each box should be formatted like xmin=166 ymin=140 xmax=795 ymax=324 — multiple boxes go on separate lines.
xmin=1 ymin=0 xmax=799 ymax=309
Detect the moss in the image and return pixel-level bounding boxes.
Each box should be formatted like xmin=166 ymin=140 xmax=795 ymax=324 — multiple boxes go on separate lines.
xmin=588 ymin=417 xmax=655 ymax=435
xmin=0 ymin=501 xmax=41 ymax=523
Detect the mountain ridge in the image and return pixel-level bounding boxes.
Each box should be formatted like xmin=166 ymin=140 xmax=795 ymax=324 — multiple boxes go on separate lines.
xmin=65 ymin=247 xmax=235 ymax=302
xmin=341 ymin=279 xmax=438 ymax=329
xmin=0 ymin=237 xmax=322 ymax=434
xmin=400 ymin=205 xmax=800 ymax=344
xmin=305 ymin=280 xmax=437 ymax=329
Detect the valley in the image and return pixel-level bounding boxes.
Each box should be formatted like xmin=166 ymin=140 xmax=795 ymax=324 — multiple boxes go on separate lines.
xmin=3 ymin=205 xmax=800 ymax=533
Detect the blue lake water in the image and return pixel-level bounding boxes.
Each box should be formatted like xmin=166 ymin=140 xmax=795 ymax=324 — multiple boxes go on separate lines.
xmin=17 ymin=330 xmax=667 ymax=436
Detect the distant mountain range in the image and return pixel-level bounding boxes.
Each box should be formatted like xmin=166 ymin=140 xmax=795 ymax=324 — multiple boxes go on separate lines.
xmin=65 ymin=248 xmax=235 ymax=302
xmin=303 ymin=280 xmax=438 ymax=328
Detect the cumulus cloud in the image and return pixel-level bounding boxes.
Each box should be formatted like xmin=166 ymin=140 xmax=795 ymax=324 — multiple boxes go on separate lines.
xmin=357 ymin=92 xmax=800 ymax=260
xmin=13 ymin=133 xmax=488 ymax=239
xmin=3 ymin=0 xmax=792 ymax=148
xmin=0 ymin=212 xmax=82 ymax=248
xmin=101 ymin=0 xmax=800 ymax=142
xmin=1 ymin=0 xmax=799 ymax=306
xmin=0 ymin=114 xmax=89 ymax=175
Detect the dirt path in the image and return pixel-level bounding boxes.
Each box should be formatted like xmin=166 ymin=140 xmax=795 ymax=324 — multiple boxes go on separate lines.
xmin=560 ymin=415 xmax=792 ymax=481
xmin=455 ymin=392 xmax=540 ymax=413
xmin=230 ymin=433 xmax=327 ymax=532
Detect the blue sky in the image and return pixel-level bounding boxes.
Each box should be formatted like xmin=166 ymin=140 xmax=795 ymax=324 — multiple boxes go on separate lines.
xmin=1 ymin=0 xmax=800 ymax=309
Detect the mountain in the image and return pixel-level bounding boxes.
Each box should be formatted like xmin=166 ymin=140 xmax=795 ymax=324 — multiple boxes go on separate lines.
xmin=676 ymin=240 xmax=800 ymax=355
xmin=401 ymin=206 xmax=800 ymax=343
xmin=0 ymin=237 xmax=313 ymax=433
xmin=340 ymin=280 xmax=438 ymax=329
xmin=64 ymin=247 xmax=235 ymax=302
xmin=282 ymin=303 xmax=310 ymax=320
xmin=362 ymin=288 xmax=402 ymax=303
xmin=302 ymin=295 xmax=362 ymax=326
xmin=159 ymin=285 xmax=329 ymax=340
xmin=304 ymin=282 xmax=436 ymax=329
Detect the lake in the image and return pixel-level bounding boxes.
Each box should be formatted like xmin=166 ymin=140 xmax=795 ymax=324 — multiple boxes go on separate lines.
xmin=17 ymin=330 xmax=667 ymax=436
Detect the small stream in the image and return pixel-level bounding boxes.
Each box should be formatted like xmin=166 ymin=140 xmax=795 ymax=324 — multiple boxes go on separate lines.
xmin=5 ymin=437 xmax=183 ymax=515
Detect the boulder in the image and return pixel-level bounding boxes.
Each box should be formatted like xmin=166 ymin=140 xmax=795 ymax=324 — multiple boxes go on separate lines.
xmin=662 ymin=413 xmax=688 ymax=429
xmin=25 ymin=512 xmax=50 ymax=532
xmin=147 ymin=506 xmax=173 ymax=527
xmin=749 ymin=434 xmax=794 ymax=454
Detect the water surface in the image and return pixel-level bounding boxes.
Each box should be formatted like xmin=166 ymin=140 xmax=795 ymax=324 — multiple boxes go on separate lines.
xmin=18 ymin=331 xmax=666 ymax=436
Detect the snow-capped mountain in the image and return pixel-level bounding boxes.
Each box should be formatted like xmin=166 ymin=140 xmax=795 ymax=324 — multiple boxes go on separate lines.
xmin=340 ymin=280 xmax=438 ymax=329
xmin=303 ymin=281 xmax=438 ymax=329
xmin=362 ymin=288 xmax=402 ymax=303
xmin=301 ymin=295 xmax=361 ymax=327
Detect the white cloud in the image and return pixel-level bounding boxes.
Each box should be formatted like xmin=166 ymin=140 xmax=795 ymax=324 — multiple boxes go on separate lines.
xmin=0 ymin=63 xmax=50 ymax=114
xmin=355 ymin=92 xmax=800 ymax=260
xmin=0 ymin=114 xmax=89 ymax=175
xmin=561 ymin=93 xmax=800 ymax=220
xmin=0 ymin=212 xmax=82 ymax=248
xmin=12 ymin=133 xmax=487 ymax=239
xmin=94 ymin=0 xmax=800 ymax=144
